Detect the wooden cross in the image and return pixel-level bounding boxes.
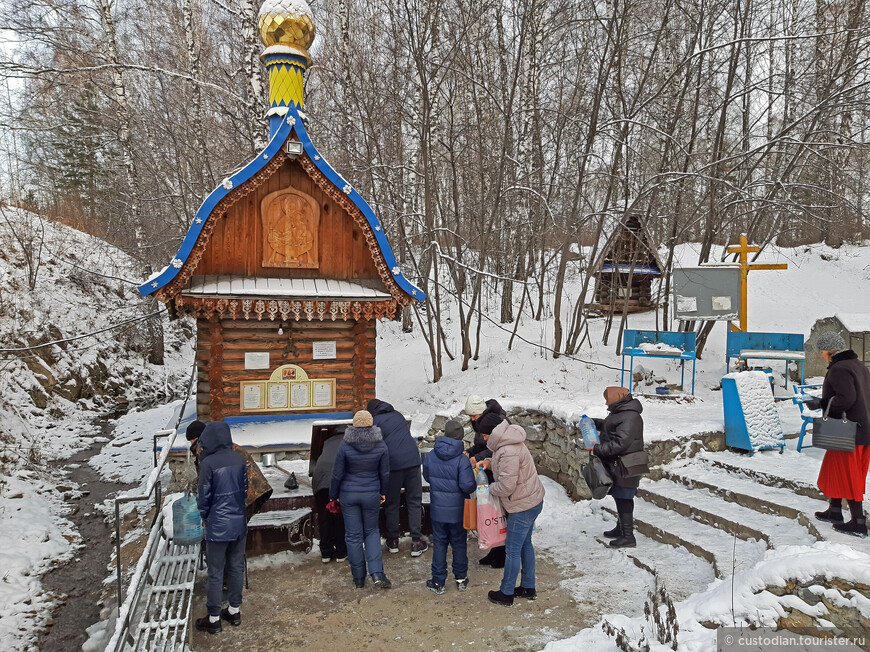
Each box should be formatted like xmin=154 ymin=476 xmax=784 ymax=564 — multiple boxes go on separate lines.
xmin=726 ymin=233 xmax=787 ymax=332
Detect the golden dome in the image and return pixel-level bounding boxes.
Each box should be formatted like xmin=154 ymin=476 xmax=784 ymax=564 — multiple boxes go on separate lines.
xmin=258 ymin=0 xmax=315 ymax=51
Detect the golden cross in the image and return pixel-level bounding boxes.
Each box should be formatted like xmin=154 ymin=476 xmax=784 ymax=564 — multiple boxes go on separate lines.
xmin=725 ymin=233 xmax=787 ymax=332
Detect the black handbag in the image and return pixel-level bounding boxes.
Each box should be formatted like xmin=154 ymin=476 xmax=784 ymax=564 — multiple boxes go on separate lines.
xmin=813 ymin=404 xmax=857 ymax=453
xmin=615 ymin=451 xmax=651 ymax=478
xmin=581 ymin=457 xmax=613 ymax=499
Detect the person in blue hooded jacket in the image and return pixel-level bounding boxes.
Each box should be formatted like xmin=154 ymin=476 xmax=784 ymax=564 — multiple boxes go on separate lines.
xmin=330 ymin=410 xmax=392 ymax=589
xmin=367 ymin=398 xmax=427 ymax=557
xmin=422 ymin=420 xmax=477 ymax=594
xmin=195 ymin=422 xmax=248 ymax=634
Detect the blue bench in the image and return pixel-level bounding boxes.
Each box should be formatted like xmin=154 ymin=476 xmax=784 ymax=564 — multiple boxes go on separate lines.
xmin=621 ymin=330 xmax=697 ymax=395
xmin=725 ymin=331 xmax=805 ymax=387
xmin=791 ymin=383 xmax=823 ymax=452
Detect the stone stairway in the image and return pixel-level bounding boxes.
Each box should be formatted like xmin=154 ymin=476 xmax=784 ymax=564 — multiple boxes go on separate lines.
xmin=595 ymin=451 xmax=868 ymax=602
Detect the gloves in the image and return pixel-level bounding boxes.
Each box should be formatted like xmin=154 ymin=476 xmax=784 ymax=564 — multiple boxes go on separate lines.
xmin=326 ymin=499 xmax=341 ymax=514
xmin=804 ymin=398 xmax=822 ymax=410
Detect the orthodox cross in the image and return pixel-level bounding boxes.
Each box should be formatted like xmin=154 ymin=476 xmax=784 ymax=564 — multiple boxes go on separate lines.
xmin=726 ymin=233 xmax=787 ymax=332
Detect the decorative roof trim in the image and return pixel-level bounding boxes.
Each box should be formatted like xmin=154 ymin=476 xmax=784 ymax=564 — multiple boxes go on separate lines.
xmin=138 ymin=105 xmax=424 ymax=302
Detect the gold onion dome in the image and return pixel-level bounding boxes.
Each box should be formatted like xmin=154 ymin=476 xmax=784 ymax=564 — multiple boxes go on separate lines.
xmin=258 ymin=0 xmax=316 ymax=52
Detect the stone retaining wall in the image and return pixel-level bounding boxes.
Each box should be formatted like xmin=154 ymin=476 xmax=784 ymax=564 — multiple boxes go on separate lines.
xmin=427 ymin=407 xmax=726 ymax=500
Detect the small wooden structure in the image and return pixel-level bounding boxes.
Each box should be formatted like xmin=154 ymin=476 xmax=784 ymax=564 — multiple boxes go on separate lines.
xmin=138 ymin=0 xmax=424 ymax=440
xmin=591 ymin=213 xmax=663 ymax=313
xmin=807 ymin=313 xmax=870 ymax=377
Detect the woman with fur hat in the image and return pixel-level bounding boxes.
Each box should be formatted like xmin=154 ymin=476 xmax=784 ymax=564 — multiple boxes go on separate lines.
xmin=807 ymin=332 xmax=870 ymax=537
xmin=330 ymin=410 xmax=392 ymax=588
xmin=482 ymin=420 xmax=545 ymax=607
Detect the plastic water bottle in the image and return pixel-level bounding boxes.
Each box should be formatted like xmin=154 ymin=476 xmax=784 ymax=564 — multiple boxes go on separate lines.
xmin=172 ymin=492 xmax=203 ymax=546
xmin=476 ymin=468 xmax=491 ymax=504
xmin=579 ymin=415 xmax=599 ymax=449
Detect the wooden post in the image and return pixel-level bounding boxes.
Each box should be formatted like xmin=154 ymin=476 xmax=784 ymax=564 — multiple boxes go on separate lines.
xmin=352 ymin=318 xmax=367 ymax=411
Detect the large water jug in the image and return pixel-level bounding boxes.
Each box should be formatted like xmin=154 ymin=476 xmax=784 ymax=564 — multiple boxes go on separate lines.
xmin=579 ymin=415 xmax=600 ymax=449
xmin=172 ymin=492 xmax=203 ymax=546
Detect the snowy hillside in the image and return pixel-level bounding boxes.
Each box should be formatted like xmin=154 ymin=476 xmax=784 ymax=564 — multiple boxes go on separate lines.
xmin=0 ymin=208 xmax=191 ymax=650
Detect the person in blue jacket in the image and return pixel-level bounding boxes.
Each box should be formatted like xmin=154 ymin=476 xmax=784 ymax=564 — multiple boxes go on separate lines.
xmin=194 ymin=422 xmax=248 ymax=634
xmin=367 ymin=398 xmax=428 ymax=557
xmin=330 ymin=410 xmax=392 ymax=589
xmin=422 ymin=420 xmax=477 ymax=594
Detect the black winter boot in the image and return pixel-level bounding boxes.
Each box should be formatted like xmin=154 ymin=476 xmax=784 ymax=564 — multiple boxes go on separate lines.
xmin=815 ymin=498 xmax=844 ymax=522
xmin=603 ymin=522 xmax=621 ymax=538
xmin=488 ymin=545 xmax=506 ymax=569
xmin=610 ymin=512 xmax=637 ymax=548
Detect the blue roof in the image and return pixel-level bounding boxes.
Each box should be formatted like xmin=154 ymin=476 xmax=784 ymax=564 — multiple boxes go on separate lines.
xmin=138 ymin=105 xmax=425 ymax=301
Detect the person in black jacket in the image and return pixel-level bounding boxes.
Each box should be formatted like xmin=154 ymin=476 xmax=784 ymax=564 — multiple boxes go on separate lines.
xmin=367 ymin=399 xmax=427 ymax=556
xmin=195 ymin=422 xmax=248 ymax=634
xmin=463 ymin=395 xmax=508 ymax=567
xmin=807 ymin=332 xmax=870 ymax=537
xmin=592 ymin=387 xmax=645 ymax=549
xmin=312 ymin=430 xmax=348 ymax=563
xmin=331 ymin=410 xmax=392 ymax=588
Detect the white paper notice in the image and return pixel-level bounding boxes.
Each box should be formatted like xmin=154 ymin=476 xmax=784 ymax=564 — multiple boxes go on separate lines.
xmin=290 ymin=382 xmax=311 ymax=408
xmin=712 ymin=296 xmax=732 ymax=311
xmin=268 ymin=383 xmax=288 ymax=409
xmin=313 ymin=381 xmax=333 ymax=407
xmin=244 ymin=352 xmax=269 ymax=370
xmin=676 ymin=295 xmax=697 ymax=312
xmin=312 ymin=341 xmax=337 ymax=360
xmin=243 ymin=384 xmax=263 ymax=410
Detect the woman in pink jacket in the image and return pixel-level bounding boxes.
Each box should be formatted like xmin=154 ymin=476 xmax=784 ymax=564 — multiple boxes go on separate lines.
xmin=481 ymin=420 xmax=546 ymax=606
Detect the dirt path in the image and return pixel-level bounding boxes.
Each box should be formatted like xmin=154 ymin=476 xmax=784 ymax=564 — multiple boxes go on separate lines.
xmin=191 ymin=543 xmax=594 ymax=651
xmin=37 ymin=420 xmax=131 ymax=652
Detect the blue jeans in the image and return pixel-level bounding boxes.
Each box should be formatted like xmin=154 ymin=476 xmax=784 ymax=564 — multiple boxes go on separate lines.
xmin=430 ymin=520 xmax=468 ymax=585
xmin=340 ymin=491 xmax=384 ymax=579
xmin=205 ymin=534 xmax=246 ymax=616
xmin=500 ymin=501 xmax=543 ymax=596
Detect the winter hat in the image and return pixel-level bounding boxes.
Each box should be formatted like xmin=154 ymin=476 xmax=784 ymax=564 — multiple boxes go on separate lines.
xmin=604 ymin=386 xmax=631 ymax=406
xmin=817 ymin=331 xmax=846 ymax=352
xmin=465 ymin=395 xmax=486 ymax=416
xmin=353 ymin=410 xmax=373 ymax=428
xmin=444 ymin=420 xmax=464 ymax=440
xmin=186 ymin=420 xmax=206 ymax=442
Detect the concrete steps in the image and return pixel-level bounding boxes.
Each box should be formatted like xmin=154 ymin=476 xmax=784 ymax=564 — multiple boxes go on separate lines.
xmin=603 ymin=499 xmax=768 ymax=578
xmin=638 ymin=478 xmax=818 ymax=549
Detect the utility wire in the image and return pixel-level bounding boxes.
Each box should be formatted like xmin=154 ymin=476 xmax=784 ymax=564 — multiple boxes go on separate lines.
xmin=0 ymin=310 xmax=166 ymax=355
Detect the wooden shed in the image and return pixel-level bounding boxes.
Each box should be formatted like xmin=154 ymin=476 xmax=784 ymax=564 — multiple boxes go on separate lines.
xmin=590 ymin=212 xmax=663 ymax=314
xmin=138 ymin=5 xmax=423 ymax=435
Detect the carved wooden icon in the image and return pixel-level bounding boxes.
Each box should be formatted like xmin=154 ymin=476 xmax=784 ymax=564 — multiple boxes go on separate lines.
xmin=261 ymin=187 xmax=320 ymax=268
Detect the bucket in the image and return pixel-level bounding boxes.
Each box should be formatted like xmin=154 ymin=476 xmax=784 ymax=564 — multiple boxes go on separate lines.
xmin=655 ymin=386 xmax=670 ymax=396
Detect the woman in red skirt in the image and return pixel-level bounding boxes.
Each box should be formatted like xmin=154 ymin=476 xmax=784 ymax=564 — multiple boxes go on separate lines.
xmin=809 ymin=332 xmax=870 ymax=537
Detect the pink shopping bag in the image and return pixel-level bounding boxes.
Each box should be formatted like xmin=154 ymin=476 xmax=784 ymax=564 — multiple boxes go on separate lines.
xmin=477 ymin=494 xmax=507 ymax=550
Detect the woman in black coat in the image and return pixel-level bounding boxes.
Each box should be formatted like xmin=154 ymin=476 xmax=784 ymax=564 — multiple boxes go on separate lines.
xmin=809 ymin=332 xmax=870 ymax=537
xmin=592 ymin=386 xmax=645 ymax=548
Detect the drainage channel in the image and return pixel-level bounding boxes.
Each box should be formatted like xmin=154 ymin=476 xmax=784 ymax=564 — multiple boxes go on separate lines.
xmin=38 ymin=419 xmax=133 ymax=652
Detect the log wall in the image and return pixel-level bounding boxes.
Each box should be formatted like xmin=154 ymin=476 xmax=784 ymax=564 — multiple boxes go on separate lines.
xmin=196 ymin=317 xmax=376 ymax=420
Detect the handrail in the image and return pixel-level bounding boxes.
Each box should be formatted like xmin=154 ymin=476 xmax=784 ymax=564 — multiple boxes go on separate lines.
xmin=113 ymin=428 xmax=177 ymax=605
xmin=105 ymin=496 xmax=169 ymax=652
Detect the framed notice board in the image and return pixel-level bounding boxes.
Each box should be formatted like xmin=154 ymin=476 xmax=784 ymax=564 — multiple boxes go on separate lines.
xmin=673 ymin=267 xmax=741 ymax=322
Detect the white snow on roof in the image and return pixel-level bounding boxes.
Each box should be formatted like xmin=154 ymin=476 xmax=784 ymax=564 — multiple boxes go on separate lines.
xmin=836 ymin=312 xmax=870 ymax=333
xmin=183 ymin=275 xmax=391 ymax=299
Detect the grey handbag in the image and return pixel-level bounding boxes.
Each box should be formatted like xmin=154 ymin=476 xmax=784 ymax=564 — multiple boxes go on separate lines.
xmin=812 ymin=403 xmax=857 ymax=452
